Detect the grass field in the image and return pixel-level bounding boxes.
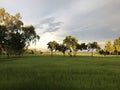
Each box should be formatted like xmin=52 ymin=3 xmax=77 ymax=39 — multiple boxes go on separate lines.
xmin=0 ymin=56 xmax=120 ymax=90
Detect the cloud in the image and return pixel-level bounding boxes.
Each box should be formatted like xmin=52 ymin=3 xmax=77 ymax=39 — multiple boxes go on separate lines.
xmin=34 ymin=0 xmax=120 ymax=50
xmin=35 ymin=17 xmax=63 ymax=33
xmin=61 ymin=0 xmax=120 ymax=42
xmin=1 ymin=0 xmax=120 ymax=50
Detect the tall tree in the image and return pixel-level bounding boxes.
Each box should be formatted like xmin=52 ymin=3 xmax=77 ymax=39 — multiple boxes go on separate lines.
xmin=114 ymin=37 xmax=120 ymax=55
xmin=88 ymin=42 xmax=100 ymax=56
xmin=63 ymin=36 xmax=78 ymax=56
xmin=22 ymin=25 xmax=40 ymax=48
xmin=104 ymin=41 xmax=114 ymax=55
xmin=0 ymin=25 xmax=7 ymax=47
xmin=56 ymin=44 xmax=67 ymax=56
xmin=0 ymin=8 xmax=40 ymax=57
xmin=0 ymin=25 xmax=7 ymax=55
xmin=47 ymin=41 xmax=58 ymax=56
xmin=76 ymin=43 xmax=87 ymax=51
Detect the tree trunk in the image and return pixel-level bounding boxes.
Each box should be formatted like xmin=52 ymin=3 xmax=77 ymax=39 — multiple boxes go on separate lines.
xmin=91 ymin=49 xmax=94 ymax=56
xmin=51 ymin=51 xmax=53 ymax=56
xmin=7 ymin=52 xmax=10 ymax=58
xmin=62 ymin=51 xmax=65 ymax=56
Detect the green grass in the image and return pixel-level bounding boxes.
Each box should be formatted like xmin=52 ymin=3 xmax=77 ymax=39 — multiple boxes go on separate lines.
xmin=0 ymin=56 xmax=120 ymax=90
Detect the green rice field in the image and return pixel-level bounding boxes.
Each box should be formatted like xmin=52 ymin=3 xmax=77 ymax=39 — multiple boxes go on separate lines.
xmin=0 ymin=56 xmax=120 ymax=90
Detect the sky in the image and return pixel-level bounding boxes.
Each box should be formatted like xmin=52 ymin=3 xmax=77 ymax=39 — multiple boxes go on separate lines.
xmin=0 ymin=0 xmax=120 ymax=50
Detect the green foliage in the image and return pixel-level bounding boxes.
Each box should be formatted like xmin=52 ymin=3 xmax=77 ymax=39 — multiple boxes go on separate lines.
xmin=63 ymin=36 xmax=78 ymax=56
xmin=0 ymin=8 xmax=40 ymax=56
xmin=22 ymin=25 xmax=40 ymax=47
xmin=114 ymin=37 xmax=120 ymax=54
xmin=10 ymin=32 xmax=25 ymax=55
xmin=88 ymin=42 xmax=101 ymax=56
xmin=88 ymin=42 xmax=100 ymax=50
xmin=104 ymin=41 xmax=115 ymax=55
xmin=63 ymin=36 xmax=78 ymax=50
xmin=47 ymin=36 xmax=103 ymax=56
xmin=56 ymin=44 xmax=67 ymax=55
xmin=76 ymin=43 xmax=87 ymax=50
xmin=47 ymin=41 xmax=59 ymax=56
xmin=0 ymin=25 xmax=7 ymax=47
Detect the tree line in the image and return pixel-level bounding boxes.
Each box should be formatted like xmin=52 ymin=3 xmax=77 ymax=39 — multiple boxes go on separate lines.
xmin=0 ymin=8 xmax=120 ymax=57
xmin=47 ymin=36 xmax=100 ymax=56
xmin=47 ymin=36 xmax=120 ymax=56
xmin=100 ymin=38 xmax=120 ymax=55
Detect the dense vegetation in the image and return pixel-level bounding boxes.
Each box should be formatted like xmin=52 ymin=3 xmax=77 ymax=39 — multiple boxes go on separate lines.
xmin=0 ymin=8 xmax=40 ymax=57
xmin=47 ymin=36 xmax=120 ymax=56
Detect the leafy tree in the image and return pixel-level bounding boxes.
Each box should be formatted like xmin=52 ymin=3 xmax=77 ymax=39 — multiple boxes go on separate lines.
xmin=47 ymin=41 xmax=59 ymax=56
xmin=56 ymin=44 xmax=67 ymax=56
xmin=0 ymin=25 xmax=7 ymax=48
xmin=104 ymin=41 xmax=114 ymax=55
xmin=99 ymin=49 xmax=106 ymax=55
xmin=63 ymin=36 xmax=78 ymax=56
xmin=87 ymin=42 xmax=100 ymax=56
xmin=9 ymin=32 xmax=25 ymax=55
xmin=0 ymin=25 xmax=7 ymax=55
xmin=22 ymin=25 xmax=40 ymax=48
xmin=0 ymin=8 xmax=40 ymax=57
xmin=76 ymin=43 xmax=87 ymax=51
xmin=114 ymin=37 xmax=120 ymax=55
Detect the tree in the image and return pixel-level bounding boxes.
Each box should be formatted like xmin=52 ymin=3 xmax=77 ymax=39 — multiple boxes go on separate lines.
xmin=22 ymin=25 xmax=40 ymax=48
xmin=0 ymin=8 xmax=40 ymax=57
xmin=0 ymin=25 xmax=7 ymax=55
xmin=0 ymin=25 xmax=7 ymax=48
xmin=99 ymin=49 xmax=106 ymax=55
xmin=56 ymin=44 xmax=67 ymax=56
xmin=76 ymin=43 xmax=87 ymax=51
xmin=114 ymin=37 xmax=120 ymax=55
xmin=63 ymin=36 xmax=78 ymax=56
xmin=47 ymin=41 xmax=59 ymax=56
xmin=87 ymin=42 xmax=100 ymax=56
xmin=104 ymin=41 xmax=114 ymax=55
xmin=9 ymin=32 xmax=26 ymax=55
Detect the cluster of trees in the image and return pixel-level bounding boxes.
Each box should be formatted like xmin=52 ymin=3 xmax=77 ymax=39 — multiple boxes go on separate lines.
xmin=47 ymin=36 xmax=120 ymax=56
xmin=47 ymin=36 xmax=100 ymax=56
xmin=99 ymin=37 xmax=120 ymax=55
xmin=0 ymin=8 xmax=39 ymax=57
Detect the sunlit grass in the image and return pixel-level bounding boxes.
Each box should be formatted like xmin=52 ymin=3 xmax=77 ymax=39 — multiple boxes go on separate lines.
xmin=0 ymin=56 xmax=120 ymax=90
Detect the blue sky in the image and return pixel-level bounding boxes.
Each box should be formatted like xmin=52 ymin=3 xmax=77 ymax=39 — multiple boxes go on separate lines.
xmin=0 ymin=0 xmax=120 ymax=50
